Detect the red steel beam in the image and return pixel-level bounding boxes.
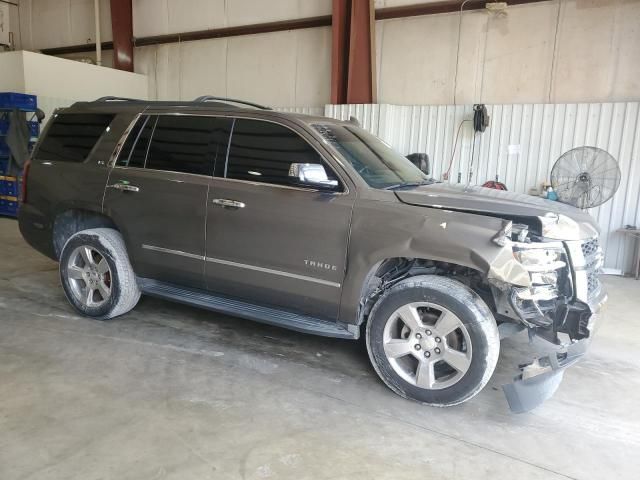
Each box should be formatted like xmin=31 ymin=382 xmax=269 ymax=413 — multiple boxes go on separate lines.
xmin=109 ymin=0 xmax=134 ymax=71
xmin=346 ymin=0 xmax=375 ymax=104
xmin=331 ymin=0 xmax=350 ymax=104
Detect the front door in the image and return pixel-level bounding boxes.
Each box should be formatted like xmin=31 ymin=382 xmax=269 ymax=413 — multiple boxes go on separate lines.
xmin=204 ymin=118 xmax=355 ymax=320
xmin=103 ymin=114 xmax=224 ymax=288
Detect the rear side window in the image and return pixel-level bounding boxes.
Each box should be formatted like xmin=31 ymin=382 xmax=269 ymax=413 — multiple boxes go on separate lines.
xmin=226 ymin=119 xmax=335 ymax=186
xmin=38 ymin=113 xmax=114 ymax=162
xmin=145 ymin=115 xmax=218 ymax=175
xmin=116 ymin=115 xmax=150 ymax=167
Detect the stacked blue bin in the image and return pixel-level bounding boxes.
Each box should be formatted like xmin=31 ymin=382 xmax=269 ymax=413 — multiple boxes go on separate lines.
xmin=0 ymin=92 xmax=39 ymax=217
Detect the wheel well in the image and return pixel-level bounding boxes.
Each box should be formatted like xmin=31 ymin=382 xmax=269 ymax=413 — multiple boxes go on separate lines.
xmin=52 ymin=209 xmax=118 ymax=259
xmin=358 ymin=257 xmax=494 ymax=325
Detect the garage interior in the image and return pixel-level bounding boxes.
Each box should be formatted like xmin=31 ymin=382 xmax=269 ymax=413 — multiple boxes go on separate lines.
xmin=1 ymin=0 xmax=639 ymax=479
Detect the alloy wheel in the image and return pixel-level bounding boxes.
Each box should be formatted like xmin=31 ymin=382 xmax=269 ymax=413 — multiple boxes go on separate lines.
xmin=66 ymin=246 xmax=112 ymax=308
xmin=382 ymin=302 xmax=472 ymax=390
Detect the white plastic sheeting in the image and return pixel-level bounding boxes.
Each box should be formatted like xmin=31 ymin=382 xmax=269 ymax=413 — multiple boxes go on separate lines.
xmin=325 ymin=103 xmax=640 ymax=273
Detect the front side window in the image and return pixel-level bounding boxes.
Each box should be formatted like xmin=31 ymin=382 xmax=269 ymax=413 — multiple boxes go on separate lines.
xmin=225 ymin=119 xmax=339 ymax=188
xmin=38 ymin=113 xmax=114 ymax=162
xmin=312 ymin=124 xmax=430 ymax=189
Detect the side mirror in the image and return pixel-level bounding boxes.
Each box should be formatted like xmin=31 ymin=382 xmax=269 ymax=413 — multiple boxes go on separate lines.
xmin=289 ymin=163 xmax=339 ymax=189
xmin=406 ymin=153 xmax=430 ymax=175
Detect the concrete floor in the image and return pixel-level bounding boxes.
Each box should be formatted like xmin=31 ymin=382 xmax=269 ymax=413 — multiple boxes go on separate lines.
xmin=0 ymin=217 xmax=638 ymax=480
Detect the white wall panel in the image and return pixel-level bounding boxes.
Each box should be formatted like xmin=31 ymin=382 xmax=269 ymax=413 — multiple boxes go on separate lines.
xmin=18 ymin=0 xmax=112 ymax=50
xmin=132 ymin=0 xmax=332 ymax=38
xmin=178 ymin=38 xmax=228 ymax=101
xmin=16 ymin=0 xmax=640 ymax=107
xmin=325 ymin=101 xmax=640 ymax=274
xmin=226 ymin=30 xmax=297 ymax=106
xmin=134 ymin=27 xmax=332 ymax=107
xmin=376 ymin=0 xmax=640 ymax=105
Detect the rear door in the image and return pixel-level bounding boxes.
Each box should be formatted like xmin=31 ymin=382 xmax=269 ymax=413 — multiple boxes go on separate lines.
xmin=204 ymin=118 xmax=356 ymax=320
xmin=103 ymin=114 xmax=222 ymax=288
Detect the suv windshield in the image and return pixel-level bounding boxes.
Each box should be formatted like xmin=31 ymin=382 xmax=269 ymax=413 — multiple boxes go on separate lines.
xmin=312 ymin=123 xmax=431 ymax=189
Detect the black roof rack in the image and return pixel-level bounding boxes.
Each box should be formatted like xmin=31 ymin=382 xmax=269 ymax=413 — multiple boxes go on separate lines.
xmin=92 ymin=95 xmax=272 ymax=111
xmin=194 ymin=95 xmax=271 ymax=110
xmin=95 ymin=96 xmax=142 ymax=102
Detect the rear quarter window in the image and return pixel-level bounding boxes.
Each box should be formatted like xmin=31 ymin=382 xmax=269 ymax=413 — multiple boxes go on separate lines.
xmin=37 ymin=113 xmax=114 ymax=162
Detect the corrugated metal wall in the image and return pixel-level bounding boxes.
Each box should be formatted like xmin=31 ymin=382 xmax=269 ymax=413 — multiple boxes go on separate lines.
xmin=325 ymin=102 xmax=640 ymax=273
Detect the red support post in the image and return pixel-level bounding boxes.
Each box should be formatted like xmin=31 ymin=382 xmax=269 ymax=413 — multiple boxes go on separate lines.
xmin=331 ymin=0 xmax=350 ymax=104
xmin=109 ymin=0 xmax=134 ymax=71
xmin=346 ymin=0 xmax=374 ymax=104
xmin=331 ymin=0 xmax=375 ymax=104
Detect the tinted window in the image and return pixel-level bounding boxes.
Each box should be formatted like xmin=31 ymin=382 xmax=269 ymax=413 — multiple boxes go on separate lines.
xmin=226 ymin=119 xmax=336 ymax=186
xmin=146 ymin=115 xmax=218 ymax=175
xmin=127 ymin=116 xmax=156 ymax=168
xmin=116 ymin=115 xmax=148 ymax=167
xmin=212 ymin=118 xmax=234 ymax=178
xmin=38 ymin=113 xmax=114 ymax=162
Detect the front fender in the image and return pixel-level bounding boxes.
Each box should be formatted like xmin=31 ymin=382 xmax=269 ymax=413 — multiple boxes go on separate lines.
xmin=338 ymin=199 xmax=528 ymax=325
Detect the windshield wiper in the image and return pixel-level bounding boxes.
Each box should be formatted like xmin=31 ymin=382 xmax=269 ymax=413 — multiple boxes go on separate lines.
xmin=384 ymin=180 xmax=434 ymax=190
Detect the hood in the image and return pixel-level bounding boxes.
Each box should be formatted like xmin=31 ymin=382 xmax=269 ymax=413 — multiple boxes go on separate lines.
xmin=394 ymin=183 xmax=599 ymax=240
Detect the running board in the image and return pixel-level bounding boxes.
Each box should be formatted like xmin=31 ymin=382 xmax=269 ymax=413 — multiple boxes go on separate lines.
xmin=137 ymin=278 xmax=358 ymax=340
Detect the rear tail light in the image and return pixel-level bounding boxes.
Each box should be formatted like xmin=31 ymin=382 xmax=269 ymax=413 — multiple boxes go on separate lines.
xmin=20 ymin=159 xmax=31 ymax=204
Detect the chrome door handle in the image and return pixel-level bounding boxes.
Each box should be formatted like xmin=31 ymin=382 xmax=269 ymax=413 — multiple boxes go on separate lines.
xmin=212 ymin=198 xmax=245 ymax=209
xmin=108 ymin=183 xmax=140 ymax=193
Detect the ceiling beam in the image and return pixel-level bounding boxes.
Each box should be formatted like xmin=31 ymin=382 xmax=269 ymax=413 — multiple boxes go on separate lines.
xmin=41 ymin=1 xmax=549 ymax=56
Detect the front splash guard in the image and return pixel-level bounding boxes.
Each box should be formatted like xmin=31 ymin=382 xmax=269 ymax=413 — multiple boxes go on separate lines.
xmin=502 ymin=338 xmax=589 ymax=413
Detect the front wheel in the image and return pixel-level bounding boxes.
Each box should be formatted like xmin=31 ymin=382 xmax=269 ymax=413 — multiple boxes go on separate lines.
xmin=366 ymin=275 xmax=499 ymax=406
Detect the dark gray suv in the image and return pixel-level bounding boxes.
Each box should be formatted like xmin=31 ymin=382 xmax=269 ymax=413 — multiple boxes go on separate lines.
xmin=19 ymin=97 xmax=607 ymax=412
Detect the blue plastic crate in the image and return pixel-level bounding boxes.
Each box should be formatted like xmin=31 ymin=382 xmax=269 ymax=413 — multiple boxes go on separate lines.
xmin=0 ymin=92 xmax=38 ymax=111
xmin=0 ymin=178 xmax=20 ymax=197
xmin=0 ymin=119 xmax=39 ymax=137
xmin=0 ymin=195 xmax=19 ymax=217
xmin=0 ymin=171 xmax=21 ymax=217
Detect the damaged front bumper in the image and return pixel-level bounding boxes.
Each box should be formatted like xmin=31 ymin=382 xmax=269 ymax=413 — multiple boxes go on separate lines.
xmin=502 ymin=290 xmax=607 ymax=413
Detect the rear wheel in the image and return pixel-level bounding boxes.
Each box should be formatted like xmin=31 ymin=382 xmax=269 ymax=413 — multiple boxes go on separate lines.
xmin=60 ymin=228 xmax=140 ymax=320
xmin=366 ymin=275 xmax=499 ymax=406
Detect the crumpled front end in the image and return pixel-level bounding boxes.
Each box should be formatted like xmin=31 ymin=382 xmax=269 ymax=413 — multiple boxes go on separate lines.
xmin=488 ymin=219 xmax=607 ymax=412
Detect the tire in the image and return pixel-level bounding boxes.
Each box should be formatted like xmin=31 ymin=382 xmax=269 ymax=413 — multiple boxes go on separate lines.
xmin=59 ymin=228 xmax=140 ymax=320
xmin=365 ymin=275 xmax=499 ymax=406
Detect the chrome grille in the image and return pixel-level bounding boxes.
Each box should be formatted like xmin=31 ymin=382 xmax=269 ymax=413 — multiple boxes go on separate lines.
xmin=565 ymin=237 xmax=604 ymax=303
xmin=587 ymin=270 xmax=601 ymax=297
xmin=581 ymin=238 xmax=600 ymax=260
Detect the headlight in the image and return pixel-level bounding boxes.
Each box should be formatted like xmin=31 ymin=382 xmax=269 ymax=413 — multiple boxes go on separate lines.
xmin=530 ymin=271 xmax=558 ymax=286
xmin=539 ymin=213 xmax=598 ymax=241
xmin=513 ymin=243 xmax=566 ymax=286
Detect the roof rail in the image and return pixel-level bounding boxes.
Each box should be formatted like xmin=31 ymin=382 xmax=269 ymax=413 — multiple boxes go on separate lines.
xmin=194 ymin=95 xmax=271 ymax=110
xmin=94 ymin=96 xmax=141 ymax=102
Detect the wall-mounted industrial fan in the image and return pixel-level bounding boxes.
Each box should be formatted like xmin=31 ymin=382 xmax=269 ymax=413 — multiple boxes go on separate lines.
xmin=550 ymin=146 xmax=621 ymax=209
